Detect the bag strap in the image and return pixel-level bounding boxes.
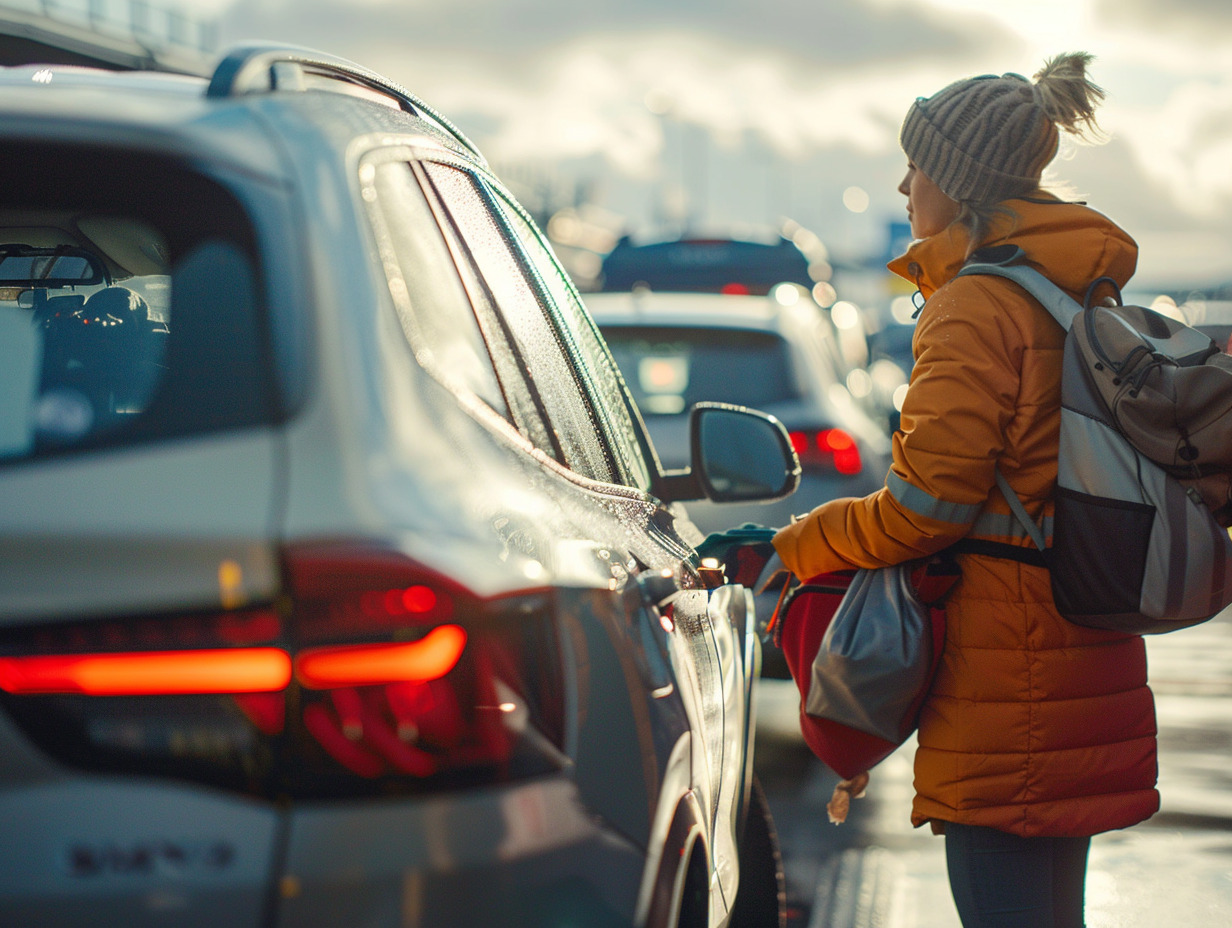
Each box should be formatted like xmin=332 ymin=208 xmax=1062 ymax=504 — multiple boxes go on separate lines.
xmin=994 ymin=469 xmax=1047 ymax=552
xmin=956 ymin=246 xmax=1083 ymax=332
xmin=957 ymin=247 xmax=1061 ymax=559
xmin=763 ymin=573 xmax=794 ymax=642
xmin=949 ymin=536 xmax=1049 ymax=567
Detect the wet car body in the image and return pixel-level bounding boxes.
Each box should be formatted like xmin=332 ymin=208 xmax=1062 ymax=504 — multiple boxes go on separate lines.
xmin=0 ymin=45 xmax=797 ymax=927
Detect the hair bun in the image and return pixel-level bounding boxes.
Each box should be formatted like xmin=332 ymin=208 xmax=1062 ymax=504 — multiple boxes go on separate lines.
xmin=1033 ymin=52 xmax=1105 ymax=142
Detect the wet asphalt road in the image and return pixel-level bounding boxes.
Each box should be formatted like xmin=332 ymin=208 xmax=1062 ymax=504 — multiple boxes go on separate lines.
xmin=754 ymin=608 xmax=1232 ymax=928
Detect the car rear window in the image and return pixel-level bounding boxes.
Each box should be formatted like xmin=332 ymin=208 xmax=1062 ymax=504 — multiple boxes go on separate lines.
xmin=600 ymin=325 xmax=797 ymax=415
xmin=0 ymin=144 xmax=270 ymax=463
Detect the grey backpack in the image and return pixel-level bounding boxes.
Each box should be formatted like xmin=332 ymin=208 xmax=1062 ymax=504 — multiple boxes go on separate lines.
xmin=959 ymin=246 xmax=1232 ymax=634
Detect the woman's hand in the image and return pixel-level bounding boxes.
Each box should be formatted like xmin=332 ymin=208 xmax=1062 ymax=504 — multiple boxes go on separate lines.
xmin=826 ymin=771 xmax=870 ymax=824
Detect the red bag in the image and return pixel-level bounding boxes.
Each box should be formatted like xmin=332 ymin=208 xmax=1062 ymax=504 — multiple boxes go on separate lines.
xmin=770 ymin=559 xmax=958 ymax=779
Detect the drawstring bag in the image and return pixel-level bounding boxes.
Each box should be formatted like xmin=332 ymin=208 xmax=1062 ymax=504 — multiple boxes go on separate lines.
xmin=770 ymin=558 xmax=958 ymax=779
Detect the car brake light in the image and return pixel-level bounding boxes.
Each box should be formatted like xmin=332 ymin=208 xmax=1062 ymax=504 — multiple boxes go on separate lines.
xmin=0 ymin=647 xmax=291 ymax=696
xmin=282 ymin=543 xmax=564 ymax=791
xmin=294 ymin=625 xmax=467 ymax=688
xmin=822 ymin=428 xmax=862 ymax=474
xmin=788 ymin=428 xmax=863 ymax=475
xmin=0 ymin=543 xmax=566 ymax=799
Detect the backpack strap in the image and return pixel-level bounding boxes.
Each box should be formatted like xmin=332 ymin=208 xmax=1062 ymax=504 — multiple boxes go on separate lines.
xmin=949 ymin=537 xmax=1049 ymax=568
xmin=959 ymin=248 xmax=1056 ymax=553
xmin=994 ymin=469 xmax=1047 ymax=552
xmin=954 ymin=248 xmax=1069 ymax=563
xmin=956 ymin=246 xmax=1083 ymax=332
xmin=947 ymin=471 xmax=1049 ymax=565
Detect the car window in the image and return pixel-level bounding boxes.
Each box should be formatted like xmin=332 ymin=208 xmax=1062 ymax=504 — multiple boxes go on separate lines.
xmin=406 ymin=163 xmax=560 ymax=459
xmin=360 ymin=157 xmax=508 ymax=417
xmin=0 ymin=248 xmax=168 ymax=455
xmin=601 ymin=326 xmax=798 ymax=415
xmin=0 ymin=146 xmax=268 ymax=463
xmin=488 ymin=192 xmax=652 ymax=493
xmin=421 ymin=161 xmax=618 ymax=485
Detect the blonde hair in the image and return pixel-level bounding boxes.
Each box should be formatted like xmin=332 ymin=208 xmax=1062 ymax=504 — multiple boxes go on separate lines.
xmin=1032 ymin=52 xmax=1106 ymax=144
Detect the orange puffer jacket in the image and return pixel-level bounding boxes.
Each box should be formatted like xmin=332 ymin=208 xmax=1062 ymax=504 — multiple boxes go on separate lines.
xmin=773 ymin=194 xmax=1159 ymax=837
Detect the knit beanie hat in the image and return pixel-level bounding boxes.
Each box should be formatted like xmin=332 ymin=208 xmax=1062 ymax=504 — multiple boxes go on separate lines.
xmin=900 ymin=53 xmax=1105 ymax=205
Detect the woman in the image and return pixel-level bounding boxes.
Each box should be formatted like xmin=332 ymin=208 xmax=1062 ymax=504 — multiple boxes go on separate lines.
xmin=773 ymin=53 xmax=1158 ymax=927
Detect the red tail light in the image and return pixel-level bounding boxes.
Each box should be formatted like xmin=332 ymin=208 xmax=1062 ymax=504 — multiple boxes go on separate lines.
xmin=788 ymin=427 xmax=863 ymax=475
xmin=0 ymin=647 xmax=291 ymax=696
xmin=295 ymin=625 xmax=467 ymax=689
xmin=0 ymin=543 xmax=566 ymax=799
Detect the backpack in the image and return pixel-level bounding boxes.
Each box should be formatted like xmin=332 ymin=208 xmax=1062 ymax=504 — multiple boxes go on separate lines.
xmin=957 ymin=245 xmax=1232 ymax=634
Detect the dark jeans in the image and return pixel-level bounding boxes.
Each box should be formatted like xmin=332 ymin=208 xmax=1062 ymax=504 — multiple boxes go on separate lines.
xmin=945 ymin=823 xmax=1090 ymax=928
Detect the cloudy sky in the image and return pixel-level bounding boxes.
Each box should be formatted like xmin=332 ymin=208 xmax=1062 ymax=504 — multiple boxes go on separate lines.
xmin=197 ymin=0 xmax=1232 ymax=289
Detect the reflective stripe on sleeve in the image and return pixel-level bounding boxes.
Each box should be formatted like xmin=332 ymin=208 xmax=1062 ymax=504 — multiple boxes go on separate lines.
xmin=886 ymin=471 xmax=983 ymax=525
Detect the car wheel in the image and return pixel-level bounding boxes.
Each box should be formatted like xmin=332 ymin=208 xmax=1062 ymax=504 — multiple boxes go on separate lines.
xmin=728 ymin=774 xmax=786 ymax=928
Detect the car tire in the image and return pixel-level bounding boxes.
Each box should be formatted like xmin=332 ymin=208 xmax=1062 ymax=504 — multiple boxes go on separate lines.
xmin=728 ymin=774 xmax=786 ymax=928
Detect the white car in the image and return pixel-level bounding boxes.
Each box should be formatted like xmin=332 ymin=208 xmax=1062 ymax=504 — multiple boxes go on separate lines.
xmin=586 ymin=288 xmax=892 ymax=536
xmin=0 ymin=43 xmax=798 ymax=928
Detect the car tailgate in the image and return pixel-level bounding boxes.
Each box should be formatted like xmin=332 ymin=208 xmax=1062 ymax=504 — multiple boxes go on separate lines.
xmin=0 ymin=431 xmax=281 ymax=622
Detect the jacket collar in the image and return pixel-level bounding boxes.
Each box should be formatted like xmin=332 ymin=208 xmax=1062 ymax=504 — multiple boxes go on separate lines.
xmin=887 ymin=194 xmax=1138 ymax=301
xmin=887 ymin=224 xmax=972 ymax=300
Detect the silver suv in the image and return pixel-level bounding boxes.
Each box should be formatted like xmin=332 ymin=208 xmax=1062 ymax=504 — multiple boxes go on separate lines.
xmin=0 ymin=43 xmax=798 ymax=928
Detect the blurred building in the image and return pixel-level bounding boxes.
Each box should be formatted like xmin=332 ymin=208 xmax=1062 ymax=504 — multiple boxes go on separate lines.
xmin=0 ymin=0 xmax=214 ymax=73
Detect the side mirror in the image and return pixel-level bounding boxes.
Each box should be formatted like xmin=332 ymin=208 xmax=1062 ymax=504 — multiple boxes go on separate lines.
xmin=660 ymin=402 xmax=800 ymax=502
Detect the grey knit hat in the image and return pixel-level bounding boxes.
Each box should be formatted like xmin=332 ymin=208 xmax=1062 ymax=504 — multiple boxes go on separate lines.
xmin=900 ymin=72 xmax=1059 ymax=205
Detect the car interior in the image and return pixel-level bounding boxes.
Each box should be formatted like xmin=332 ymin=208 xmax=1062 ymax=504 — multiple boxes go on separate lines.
xmin=0 ymin=217 xmax=172 ymax=456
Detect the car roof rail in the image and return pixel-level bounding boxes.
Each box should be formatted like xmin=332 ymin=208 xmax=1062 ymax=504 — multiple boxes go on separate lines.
xmin=207 ymin=42 xmax=484 ymax=163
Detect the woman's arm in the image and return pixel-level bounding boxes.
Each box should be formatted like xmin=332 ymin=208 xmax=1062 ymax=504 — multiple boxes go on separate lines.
xmin=773 ymin=277 xmax=1023 ymax=578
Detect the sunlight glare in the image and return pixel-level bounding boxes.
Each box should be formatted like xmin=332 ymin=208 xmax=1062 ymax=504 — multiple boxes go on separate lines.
xmin=842 ymin=186 xmax=870 ymax=213
xmin=909 ymin=0 xmax=1091 ymax=49
xmin=891 ymin=296 xmax=917 ymax=325
xmin=831 ymin=301 xmax=861 ymax=331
